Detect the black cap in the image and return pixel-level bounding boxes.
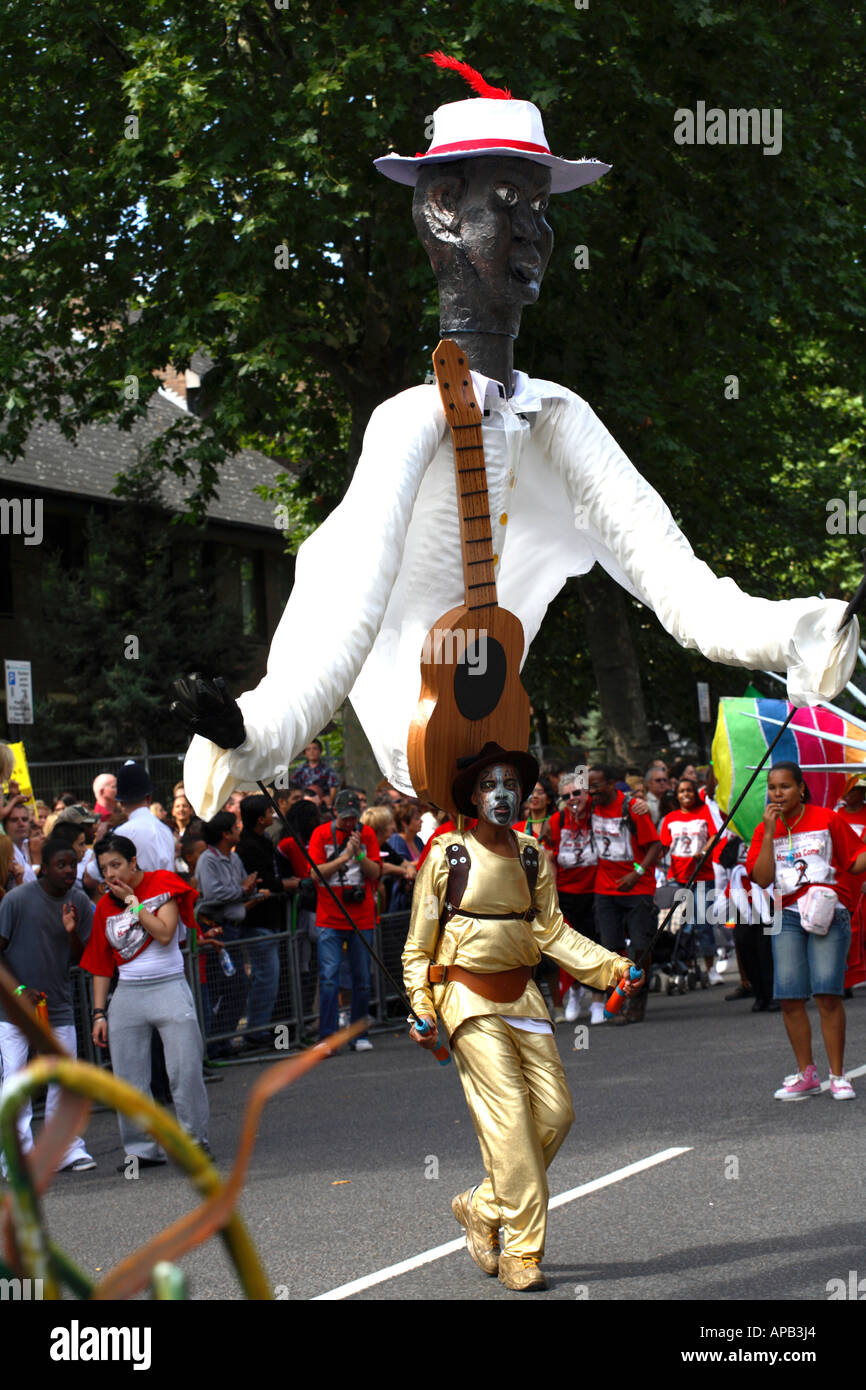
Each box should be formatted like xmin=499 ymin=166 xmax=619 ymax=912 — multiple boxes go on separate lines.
xmin=334 ymin=790 xmax=362 ymax=821
xmin=116 ymin=760 xmax=154 ymax=802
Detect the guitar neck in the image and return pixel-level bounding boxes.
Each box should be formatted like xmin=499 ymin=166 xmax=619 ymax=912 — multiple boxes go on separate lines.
xmin=433 ymin=341 xmax=499 ymax=615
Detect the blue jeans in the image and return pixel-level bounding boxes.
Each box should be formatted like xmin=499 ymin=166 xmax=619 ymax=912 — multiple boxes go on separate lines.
xmin=318 ymin=928 xmax=372 ymax=1042
xmin=219 ymin=922 xmax=280 ymax=1041
xmin=245 ymin=926 xmax=281 ymax=1038
xmin=772 ymin=906 xmax=851 ymax=998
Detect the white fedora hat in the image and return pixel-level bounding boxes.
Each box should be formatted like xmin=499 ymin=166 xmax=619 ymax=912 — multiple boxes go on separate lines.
xmin=374 ymin=53 xmax=610 ymax=195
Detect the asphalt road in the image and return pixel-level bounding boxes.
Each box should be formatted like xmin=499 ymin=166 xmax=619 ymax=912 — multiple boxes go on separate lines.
xmin=34 ymin=973 xmax=866 ymax=1309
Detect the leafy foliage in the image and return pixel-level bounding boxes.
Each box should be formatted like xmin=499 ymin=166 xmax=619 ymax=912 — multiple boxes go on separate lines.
xmin=1 ymin=0 xmax=864 ymax=754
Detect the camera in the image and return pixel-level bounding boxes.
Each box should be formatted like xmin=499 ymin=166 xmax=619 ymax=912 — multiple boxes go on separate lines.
xmin=342 ymin=885 xmax=366 ymax=904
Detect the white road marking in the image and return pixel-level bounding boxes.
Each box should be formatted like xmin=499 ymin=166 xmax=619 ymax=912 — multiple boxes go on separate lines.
xmin=311 ymin=1145 xmax=692 ymax=1300
xmin=546 ymin=1146 xmax=692 ymax=1209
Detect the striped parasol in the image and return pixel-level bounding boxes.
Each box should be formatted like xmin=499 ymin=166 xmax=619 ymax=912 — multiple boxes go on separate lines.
xmin=712 ymin=685 xmax=866 ymax=840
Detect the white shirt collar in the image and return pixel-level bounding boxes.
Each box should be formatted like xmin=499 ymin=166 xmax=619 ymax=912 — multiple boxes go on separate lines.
xmin=469 ymin=368 xmax=572 ymax=416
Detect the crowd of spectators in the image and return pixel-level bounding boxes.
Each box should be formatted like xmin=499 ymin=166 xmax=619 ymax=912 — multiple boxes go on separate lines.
xmin=1 ymin=733 xmax=864 ymax=1173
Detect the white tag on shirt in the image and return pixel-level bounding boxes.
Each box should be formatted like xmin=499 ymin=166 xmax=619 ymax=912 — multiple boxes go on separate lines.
xmin=591 ymin=813 xmax=631 ymax=863
xmin=557 ymin=825 xmax=597 ymax=870
xmin=670 ymin=817 xmax=709 ymax=859
xmin=105 ymin=892 xmax=172 ymax=960
xmin=773 ymin=829 xmax=835 ymax=896
xmin=325 ymin=840 xmax=363 ymax=886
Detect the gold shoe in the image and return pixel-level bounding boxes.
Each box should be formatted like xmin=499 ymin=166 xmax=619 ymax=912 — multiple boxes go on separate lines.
xmin=451 ymin=1189 xmax=500 ymax=1275
xmin=497 ymin=1253 xmax=547 ymax=1291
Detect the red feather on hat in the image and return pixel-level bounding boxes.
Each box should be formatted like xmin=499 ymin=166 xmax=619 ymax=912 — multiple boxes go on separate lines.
xmin=424 ymin=51 xmax=512 ymax=100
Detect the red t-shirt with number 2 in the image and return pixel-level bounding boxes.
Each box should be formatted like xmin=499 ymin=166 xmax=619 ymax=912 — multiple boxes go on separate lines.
xmin=746 ymin=805 xmax=865 ymax=910
xmin=592 ymin=792 xmax=659 ymax=896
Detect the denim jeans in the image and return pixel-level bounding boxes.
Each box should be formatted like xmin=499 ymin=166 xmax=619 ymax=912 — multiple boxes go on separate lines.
xmin=216 ymin=921 xmax=280 ymax=1041
xmin=317 ymin=927 xmax=372 ymax=1041
xmin=244 ymin=925 xmax=281 ymax=1038
xmin=772 ymin=905 xmax=851 ymax=998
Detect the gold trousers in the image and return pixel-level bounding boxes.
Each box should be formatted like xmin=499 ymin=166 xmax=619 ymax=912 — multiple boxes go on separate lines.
xmin=451 ymin=1015 xmax=574 ymax=1258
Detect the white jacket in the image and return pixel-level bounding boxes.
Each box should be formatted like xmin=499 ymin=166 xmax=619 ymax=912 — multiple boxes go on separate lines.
xmin=184 ymin=371 xmax=857 ymax=817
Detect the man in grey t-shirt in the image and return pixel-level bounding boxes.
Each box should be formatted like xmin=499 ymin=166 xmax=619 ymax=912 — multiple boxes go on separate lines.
xmin=0 ymin=840 xmax=95 ymax=1172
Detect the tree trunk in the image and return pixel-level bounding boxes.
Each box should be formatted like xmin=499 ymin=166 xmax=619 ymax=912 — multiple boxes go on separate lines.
xmin=340 ymin=698 xmax=382 ymax=798
xmin=575 ymin=567 xmax=652 ymax=769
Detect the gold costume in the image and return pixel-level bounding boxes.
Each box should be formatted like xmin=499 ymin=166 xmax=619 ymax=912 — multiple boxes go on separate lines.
xmin=402 ymin=829 xmax=630 ymax=1258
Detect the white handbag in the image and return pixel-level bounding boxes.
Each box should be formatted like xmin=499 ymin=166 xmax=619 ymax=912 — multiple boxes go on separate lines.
xmin=799 ymin=885 xmax=838 ymax=936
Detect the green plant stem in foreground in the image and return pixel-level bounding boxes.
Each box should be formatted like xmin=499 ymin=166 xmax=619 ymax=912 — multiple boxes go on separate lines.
xmin=0 ymin=1057 xmax=271 ymax=1300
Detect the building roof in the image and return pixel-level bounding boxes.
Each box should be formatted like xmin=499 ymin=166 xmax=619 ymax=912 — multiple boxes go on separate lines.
xmin=0 ymin=386 xmax=286 ymax=532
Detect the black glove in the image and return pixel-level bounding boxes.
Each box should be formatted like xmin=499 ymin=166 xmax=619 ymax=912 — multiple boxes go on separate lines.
xmin=718 ymin=835 xmax=743 ymax=870
xmin=170 ymin=673 xmax=247 ymax=749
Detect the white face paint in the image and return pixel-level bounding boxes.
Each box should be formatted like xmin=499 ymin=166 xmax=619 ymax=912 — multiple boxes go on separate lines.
xmin=474 ymin=763 xmax=522 ymax=827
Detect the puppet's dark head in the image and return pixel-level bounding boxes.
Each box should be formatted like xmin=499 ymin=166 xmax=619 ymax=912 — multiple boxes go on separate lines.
xmin=375 ymin=53 xmax=611 ymax=339
xmin=412 ymin=156 xmax=553 ymax=338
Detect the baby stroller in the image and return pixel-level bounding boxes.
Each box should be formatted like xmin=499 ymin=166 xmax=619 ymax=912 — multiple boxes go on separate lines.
xmin=648 ymin=884 xmax=705 ymax=995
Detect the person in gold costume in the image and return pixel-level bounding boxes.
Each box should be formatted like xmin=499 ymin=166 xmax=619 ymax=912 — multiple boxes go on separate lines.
xmin=402 ymin=743 xmax=644 ymax=1292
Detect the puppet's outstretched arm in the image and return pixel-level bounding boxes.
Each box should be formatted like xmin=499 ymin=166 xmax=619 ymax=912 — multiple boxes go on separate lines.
xmin=541 ymin=392 xmax=858 ymax=703
xmin=180 ymin=387 xmax=446 ymax=818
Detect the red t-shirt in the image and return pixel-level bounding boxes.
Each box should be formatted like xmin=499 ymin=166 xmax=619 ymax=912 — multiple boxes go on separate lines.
xmin=276 ymin=837 xmax=312 ymax=880
xmin=513 ymin=816 xmax=554 ymax=845
xmin=548 ymin=809 xmax=596 ymax=894
xmin=659 ymin=805 xmax=717 ymax=884
xmin=832 ymin=804 xmax=866 ymax=909
xmin=746 ymin=805 xmax=866 ymax=910
xmin=308 ymin=822 xmax=381 ymax=930
xmin=80 ymin=870 xmax=198 ymax=975
xmin=592 ymin=792 xmax=659 ymax=896
xmin=834 ymin=804 xmax=866 ymax=840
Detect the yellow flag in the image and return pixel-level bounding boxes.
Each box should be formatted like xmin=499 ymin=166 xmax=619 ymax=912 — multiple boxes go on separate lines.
xmin=2 ymin=742 xmax=37 ymax=810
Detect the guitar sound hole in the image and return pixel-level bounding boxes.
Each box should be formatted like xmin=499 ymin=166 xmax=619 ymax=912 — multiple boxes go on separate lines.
xmin=453 ymin=636 xmax=506 ymax=720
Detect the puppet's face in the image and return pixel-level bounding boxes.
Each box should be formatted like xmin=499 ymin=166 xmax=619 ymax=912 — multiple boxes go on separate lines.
xmin=457 ymin=157 xmax=553 ymax=307
xmin=417 ymin=156 xmax=553 ymax=333
xmin=472 ymin=763 xmax=522 ymax=827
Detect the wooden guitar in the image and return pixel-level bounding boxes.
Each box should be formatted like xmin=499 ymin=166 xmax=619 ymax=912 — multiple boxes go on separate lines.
xmin=407 ymin=339 xmax=531 ymax=813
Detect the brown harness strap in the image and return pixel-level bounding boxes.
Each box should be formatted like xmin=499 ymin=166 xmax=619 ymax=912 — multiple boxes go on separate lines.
xmin=430 ymin=837 xmax=539 ymax=1002
xmin=428 ymin=962 xmax=532 ymax=1002
xmin=440 ymin=835 xmax=539 ymax=926
xmin=441 ymin=842 xmax=472 ymax=926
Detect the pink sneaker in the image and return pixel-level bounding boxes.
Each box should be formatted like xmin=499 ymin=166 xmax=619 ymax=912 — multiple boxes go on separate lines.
xmin=829 ymin=1075 xmax=855 ymax=1101
xmin=773 ymin=1064 xmax=821 ymax=1101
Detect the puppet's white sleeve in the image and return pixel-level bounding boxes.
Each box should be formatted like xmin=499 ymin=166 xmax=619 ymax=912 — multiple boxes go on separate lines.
xmin=539 ymin=393 xmax=859 ymax=704
xmin=183 ymin=387 xmax=446 ymax=818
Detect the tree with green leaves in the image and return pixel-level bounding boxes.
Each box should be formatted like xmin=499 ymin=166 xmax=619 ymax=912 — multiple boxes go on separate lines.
xmin=2 ymin=0 xmax=864 ymax=762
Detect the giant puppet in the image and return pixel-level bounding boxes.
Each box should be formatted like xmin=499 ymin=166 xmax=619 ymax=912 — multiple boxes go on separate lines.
xmin=174 ymin=54 xmax=858 ymax=819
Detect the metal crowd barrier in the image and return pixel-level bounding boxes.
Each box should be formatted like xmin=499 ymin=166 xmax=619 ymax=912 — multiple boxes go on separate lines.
xmin=183 ymin=900 xmax=415 ymax=1063
xmin=51 ymin=900 xmax=416 ymax=1077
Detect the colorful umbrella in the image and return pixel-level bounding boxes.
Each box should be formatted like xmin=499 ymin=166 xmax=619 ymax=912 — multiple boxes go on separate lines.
xmin=712 ymin=696 xmax=866 ymax=840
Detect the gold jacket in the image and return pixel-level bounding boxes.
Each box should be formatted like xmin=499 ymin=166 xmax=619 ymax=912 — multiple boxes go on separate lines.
xmin=402 ymin=829 xmax=633 ymax=1037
